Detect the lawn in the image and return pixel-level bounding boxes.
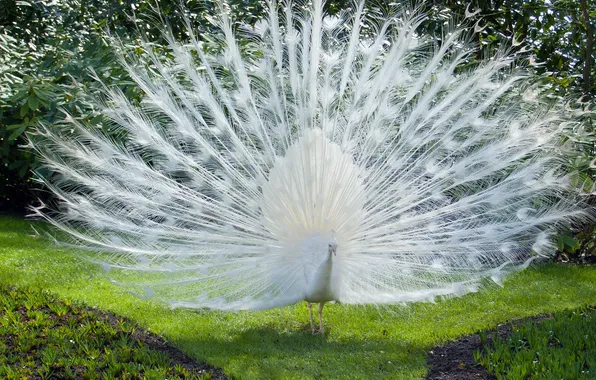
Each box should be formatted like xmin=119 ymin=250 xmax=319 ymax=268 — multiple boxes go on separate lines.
xmin=1 ymin=215 xmax=595 ymax=379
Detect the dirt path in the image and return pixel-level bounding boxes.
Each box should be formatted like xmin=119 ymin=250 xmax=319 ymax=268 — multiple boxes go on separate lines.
xmin=426 ymin=314 xmax=554 ymax=379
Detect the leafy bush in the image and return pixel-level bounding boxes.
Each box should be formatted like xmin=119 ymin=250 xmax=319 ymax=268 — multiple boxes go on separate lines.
xmin=0 ymin=0 xmax=272 ymax=213
xmin=0 ymin=0 xmax=130 ymax=212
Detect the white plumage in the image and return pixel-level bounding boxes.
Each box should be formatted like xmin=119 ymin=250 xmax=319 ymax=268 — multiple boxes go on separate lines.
xmin=33 ymin=1 xmax=589 ymax=332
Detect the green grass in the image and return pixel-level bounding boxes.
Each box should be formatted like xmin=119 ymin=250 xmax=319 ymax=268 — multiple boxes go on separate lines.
xmin=474 ymin=306 xmax=596 ymax=379
xmin=1 ymin=215 xmax=596 ymax=379
xmin=0 ymin=284 xmax=211 ymax=379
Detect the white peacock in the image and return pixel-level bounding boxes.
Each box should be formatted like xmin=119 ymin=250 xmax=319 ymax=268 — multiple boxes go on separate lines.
xmin=32 ymin=0 xmax=590 ymax=333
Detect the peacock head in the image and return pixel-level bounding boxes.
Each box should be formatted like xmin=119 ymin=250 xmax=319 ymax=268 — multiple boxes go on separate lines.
xmin=300 ymin=231 xmax=339 ymax=264
xmin=328 ymin=229 xmax=338 ymax=257
xmin=328 ymin=240 xmax=338 ymax=257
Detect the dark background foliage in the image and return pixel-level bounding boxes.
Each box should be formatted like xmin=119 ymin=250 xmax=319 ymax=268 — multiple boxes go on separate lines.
xmin=0 ymin=0 xmax=594 ymax=255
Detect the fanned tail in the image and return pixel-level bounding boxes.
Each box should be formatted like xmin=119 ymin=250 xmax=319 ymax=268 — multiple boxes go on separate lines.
xmin=32 ymin=1 xmax=591 ymax=310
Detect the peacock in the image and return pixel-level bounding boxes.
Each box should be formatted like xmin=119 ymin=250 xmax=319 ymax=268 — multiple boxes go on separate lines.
xmin=31 ymin=0 xmax=591 ymax=333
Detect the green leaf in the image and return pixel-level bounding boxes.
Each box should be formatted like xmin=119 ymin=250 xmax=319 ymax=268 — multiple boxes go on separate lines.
xmin=19 ymin=104 xmax=29 ymax=117
xmin=18 ymin=163 xmax=29 ymax=178
xmin=8 ymin=126 xmax=26 ymax=141
xmin=557 ymin=235 xmax=580 ymax=253
xmin=8 ymin=160 xmax=24 ymax=170
xmin=28 ymin=94 xmax=39 ymax=111
xmin=6 ymin=123 xmax=25 ymax=130
xmin=32 ymin=87 xmax=52 ymax=102
xmin=12 ymin=87 xmax=28 ymax=101
xmin=90 ymin=115 xmax=103 ymax=125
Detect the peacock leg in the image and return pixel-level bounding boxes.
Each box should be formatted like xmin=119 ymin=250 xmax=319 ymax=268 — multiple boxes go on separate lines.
xmin=318 ymin=302 xmax=325 ymax=334
xmin=307 ymin=302 xmax=315 ymax=332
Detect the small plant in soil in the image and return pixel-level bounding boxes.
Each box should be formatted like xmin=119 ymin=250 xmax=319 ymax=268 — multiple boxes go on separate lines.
xmin=0 ymin=284 xmax=216 ymax=379
xmin=474 ymin=305 xmax=596 ymax=379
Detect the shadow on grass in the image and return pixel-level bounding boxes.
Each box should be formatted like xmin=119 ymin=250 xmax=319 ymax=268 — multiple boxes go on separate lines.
xmin=173 ymin=324 xmax=427 ymax=379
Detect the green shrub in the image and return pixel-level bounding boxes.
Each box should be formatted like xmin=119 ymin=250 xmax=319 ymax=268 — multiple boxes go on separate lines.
xmin=0 ymin=1 xmax=127 ymax=211
xmin=0 ymin=0 xmax=275 ymax=212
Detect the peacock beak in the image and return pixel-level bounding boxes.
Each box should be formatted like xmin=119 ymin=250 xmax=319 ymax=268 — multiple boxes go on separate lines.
xmin=329 ymin=244 xmax=337 ymax=256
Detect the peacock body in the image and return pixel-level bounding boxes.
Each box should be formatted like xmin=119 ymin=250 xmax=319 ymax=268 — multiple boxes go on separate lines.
xmin=33 ymin=1 xmax=590 ymax=330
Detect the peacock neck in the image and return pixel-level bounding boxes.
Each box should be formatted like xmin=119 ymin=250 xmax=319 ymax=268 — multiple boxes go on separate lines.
xmin=303 ymin=238 xmax=336 ymax=303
